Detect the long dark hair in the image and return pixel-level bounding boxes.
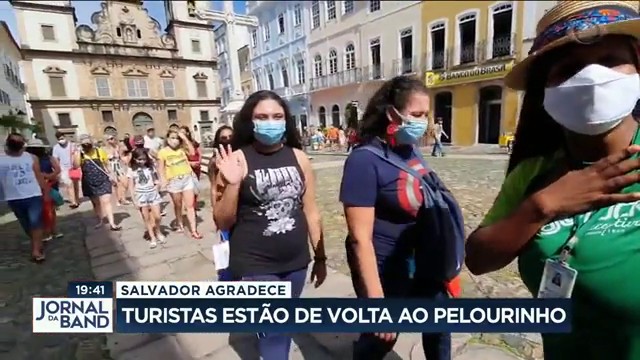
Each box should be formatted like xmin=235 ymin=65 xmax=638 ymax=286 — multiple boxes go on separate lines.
xmin=213 ymin=125 xmax=233 ymax=150
xmin=358 ymin=76 xmax=429 ymax=143
xmin=180 ymin=125 xmax=199 ymax=148
xmin=232 ymin=90 xmax=302 ymax=150
xmin=129 ymin=148 xmax=153 ymax=170
xmin=507 ymin=35 xmax=640 ymax=174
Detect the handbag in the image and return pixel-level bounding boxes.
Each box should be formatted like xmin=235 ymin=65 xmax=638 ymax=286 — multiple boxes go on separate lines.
xmin=68 ymin=145 xmax=82 ymax=180
xmin=50 ymin=188 xmax=64 ymax=207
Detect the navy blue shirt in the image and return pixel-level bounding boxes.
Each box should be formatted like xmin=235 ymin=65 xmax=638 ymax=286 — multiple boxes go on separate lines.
xmin=339 ymin=139 xmax=427 ymax=274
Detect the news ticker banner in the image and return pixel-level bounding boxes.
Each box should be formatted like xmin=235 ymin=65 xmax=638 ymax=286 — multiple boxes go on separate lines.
xmin=33 ymin=281 xmax=572 ymax=334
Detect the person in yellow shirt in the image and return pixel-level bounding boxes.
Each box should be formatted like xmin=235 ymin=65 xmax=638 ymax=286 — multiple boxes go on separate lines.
xmin=72 ymin=134 xmax=120 ymax=230
xmin=157 ymin=129 xmax=200 ymax=239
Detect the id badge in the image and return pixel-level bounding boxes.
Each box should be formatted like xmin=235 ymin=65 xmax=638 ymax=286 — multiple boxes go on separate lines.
xmin=212 ymin=241 xmax=230 ymax=271
xmin=537 ymin=259 xmax=578 ymax=299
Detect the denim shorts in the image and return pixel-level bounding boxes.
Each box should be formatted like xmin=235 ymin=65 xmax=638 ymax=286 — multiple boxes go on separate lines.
xmin=166 ymin=175 xmax=195 ymax=194
xmin=8 ymin=196 xmax=44 ymax=233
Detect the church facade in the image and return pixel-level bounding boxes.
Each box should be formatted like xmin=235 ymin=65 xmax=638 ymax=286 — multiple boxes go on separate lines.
xmin=10 ymin=0 xmax=220 ymax=142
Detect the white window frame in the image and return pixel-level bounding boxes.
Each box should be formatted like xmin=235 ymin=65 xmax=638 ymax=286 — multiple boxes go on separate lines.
xmin=369 ymin=0 xmax=380 ymax=13
xmin=454 ymin=9 xmax=480 ymax=66
xmin=162 ymin=79 xmax=175 ymax=98
xmin=313 ymin=54 xmax=323 ymax=77
xmin=296 ymin=59 xmax=305 ymax=84
xmin=343 ymin=1 xmax=354 ymax=14
xmin=277 ymin=13 xmax=285 ymax=34
xmin=487 ymin=2 xmax=516 ymax=59
xmin=328 ymin=49 xmax=338 ymax=74
xmin=250 ymin=29 xmax=257 ymax=48
xmin=95 ymin=77 xmax=111 ymax=97
xmin=293 ymin=4 xmax=302 ymax=26
xmin=427 ymin=18 xmax=449 ymax=70
xmin=263 ymin=24 xmax=271 ymax=41
xmin=345 ymin=43 xmax=356 ymax=70
xmin=311 ymin=0 xmax=320 ymax=29
xmin=126 ymin=79 xmax=149 ymax=98
xmin=327 ymin=1 xmax=337 ymax=21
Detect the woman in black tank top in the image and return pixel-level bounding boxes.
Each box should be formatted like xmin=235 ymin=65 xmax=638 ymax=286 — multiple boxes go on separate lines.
xmin=213 ymin=90 xmax=327 ymax=359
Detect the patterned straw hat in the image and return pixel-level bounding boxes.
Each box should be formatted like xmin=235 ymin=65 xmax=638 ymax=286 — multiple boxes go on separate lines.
xmin=505 ymin=1 xmax=640 ymax=90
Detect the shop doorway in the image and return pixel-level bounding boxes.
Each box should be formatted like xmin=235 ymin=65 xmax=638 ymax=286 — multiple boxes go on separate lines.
xmin=434 ymin=91 xmax=453 ymax=143
xmin=478 ymin=86 xmax=502 ymax=144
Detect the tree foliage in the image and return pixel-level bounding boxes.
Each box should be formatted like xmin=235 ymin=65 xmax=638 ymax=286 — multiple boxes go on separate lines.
xmin=0 ymin=112 xmax=32 ymax=130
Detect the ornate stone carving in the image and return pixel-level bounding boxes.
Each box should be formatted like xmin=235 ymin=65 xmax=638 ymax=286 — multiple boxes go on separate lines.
xmin=159 ymin=69 xmax=175 ymax=78
xmin=76 ymin=25 xmax=95 ymax=42
xmin=193 ymin=72 xmax=208 ymax=80
xmin=122 ymin=68 xmax=148 ymax=77
xmin=90 ymin=66 xmax=110 ymax=75
xmin=161 ymin=34 xmax=176 ymax=49
xmin=91 ymin=2 xmax=113 ymax=44
xmin=43 ymin=66 xmax=67 ymax=75
xmin=122 ymin=25 xmax=137 ymax=44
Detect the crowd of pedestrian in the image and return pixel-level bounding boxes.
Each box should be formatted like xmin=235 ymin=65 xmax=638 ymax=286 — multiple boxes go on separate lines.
xmin=2 ymin=2 xmax=640 ymax=359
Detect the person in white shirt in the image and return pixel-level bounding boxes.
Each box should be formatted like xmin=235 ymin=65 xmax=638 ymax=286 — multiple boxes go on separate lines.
xmin=0 ymin=132 xmax=49 ymax=262
xmin=51 ymin=131 xmax=80 ymax=207
xmin=431 ymin=118 xmax=449 ymax=157
xmin=143 ymin=127 xmax=163 ymax=159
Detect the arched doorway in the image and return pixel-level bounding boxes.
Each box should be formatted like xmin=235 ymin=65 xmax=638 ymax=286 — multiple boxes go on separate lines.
xmin=132 ymin=112 xmax=154 ymax=135
xmin=331 ymin=104 xmax=340 ymax=127
xmin=434 ymin=92 xmax=453 ymax=143
xmin=478 ymin=86 xmax=502 ymax=144
xmin=103 ymin=126 xmax=117 ymax=137
xmin=318 ymin=106 xmax=326 ymax=127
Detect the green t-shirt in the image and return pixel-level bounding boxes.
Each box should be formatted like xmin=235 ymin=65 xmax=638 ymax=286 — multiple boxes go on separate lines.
xmin=481 ymin=144 xmax=640 ymax=359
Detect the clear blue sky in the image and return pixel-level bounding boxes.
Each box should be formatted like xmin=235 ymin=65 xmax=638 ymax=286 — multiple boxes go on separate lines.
xmin=0 ymin=0 xmax=246 ymax=43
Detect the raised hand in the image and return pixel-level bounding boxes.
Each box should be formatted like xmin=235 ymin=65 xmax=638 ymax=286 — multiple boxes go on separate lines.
xmin=535 ymin=145 xmax=640 ymax=218
xmin=215 ymin=144 xmax=243 ymax=185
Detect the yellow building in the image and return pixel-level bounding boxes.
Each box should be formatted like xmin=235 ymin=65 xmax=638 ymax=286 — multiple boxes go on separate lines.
xmin=422 ymin=1 xmax=524 ymax=146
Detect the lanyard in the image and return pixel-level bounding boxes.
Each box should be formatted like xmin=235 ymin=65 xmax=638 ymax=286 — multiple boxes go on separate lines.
xmin=557 ymin=215 xmax=581 ymax=264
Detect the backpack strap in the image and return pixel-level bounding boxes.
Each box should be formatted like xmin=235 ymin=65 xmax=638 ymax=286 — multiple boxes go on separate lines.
xmin=359 ymin=145 xmax=426 ymax=184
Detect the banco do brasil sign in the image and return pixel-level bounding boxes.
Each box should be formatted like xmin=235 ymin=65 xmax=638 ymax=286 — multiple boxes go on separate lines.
xmin=425 ymin=61 xmax=515 ymax=88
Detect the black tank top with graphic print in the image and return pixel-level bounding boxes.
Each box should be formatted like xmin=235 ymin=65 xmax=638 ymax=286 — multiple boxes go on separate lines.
xmin=229 ymin=145 xmax=310 ymax=278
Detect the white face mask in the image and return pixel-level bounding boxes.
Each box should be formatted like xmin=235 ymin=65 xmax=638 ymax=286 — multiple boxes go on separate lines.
xmin=543 ymin=64 xmax=640 ymax=136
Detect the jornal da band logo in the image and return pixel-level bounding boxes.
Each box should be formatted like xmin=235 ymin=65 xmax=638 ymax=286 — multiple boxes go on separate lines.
xmin=32 ymin=298 xmax=113 ymax=333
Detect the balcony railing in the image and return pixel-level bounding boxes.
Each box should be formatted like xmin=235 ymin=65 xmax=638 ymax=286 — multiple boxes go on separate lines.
xmin=309 ymin=68 xmax=363 ymax=91
xmin=273 ymin=87 xmax=291 ymax=98
xmin=392 ymin=57 xmax=419 ymax=76
xmin=423 ymin=33 xmax=516 ymax=71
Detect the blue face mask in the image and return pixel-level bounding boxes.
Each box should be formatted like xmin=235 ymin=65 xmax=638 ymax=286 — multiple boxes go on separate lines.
xmin=394 ymin=112 xmax=428 ymax=145
xmin=253 ymin=120 xmax=286 ymax=146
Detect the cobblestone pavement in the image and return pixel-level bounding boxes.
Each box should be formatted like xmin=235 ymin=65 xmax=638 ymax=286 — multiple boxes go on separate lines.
xmin=313 ymin=156 xmax=543 ymax=360
xmin=0 ymin=205 xmax=109 ymax=360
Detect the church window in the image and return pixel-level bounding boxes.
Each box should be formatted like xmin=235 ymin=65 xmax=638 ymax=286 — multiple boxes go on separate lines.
xmin=41 ymin=25 xmax=55 ymax=41
xmin=196 ymin=81 xmax=208 ymax=98
xmin=49 ymin=76 xmax=66 ymax=97
xmin=192 ymin=40 xmax=201 ymax=54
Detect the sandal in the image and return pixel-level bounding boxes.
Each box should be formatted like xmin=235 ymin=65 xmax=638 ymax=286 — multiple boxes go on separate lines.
xmin=69 ymin=203 xmax=79 ymax=209
xmin=172 ymin=225 xmax=185 ymax=233
xmin=110 ymin=225 xmax=122 ymax=231
xmin=190 ymin=231 xmax=203 ymax=240
xmin=31 ymin=254 xmax=46 ymax=263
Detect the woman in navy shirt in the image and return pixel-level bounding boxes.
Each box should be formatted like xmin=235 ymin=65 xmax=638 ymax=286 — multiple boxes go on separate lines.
xmin=340 ymin=76 xmax=452 ymax=359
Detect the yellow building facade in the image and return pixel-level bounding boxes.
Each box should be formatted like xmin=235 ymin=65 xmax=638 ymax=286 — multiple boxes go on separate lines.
xmin=422 ymin=1 xmax=524 ymax=146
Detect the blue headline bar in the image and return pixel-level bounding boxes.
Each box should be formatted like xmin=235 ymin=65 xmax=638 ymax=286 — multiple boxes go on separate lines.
xmin=67 ymin=281 xmax=113 ymax=298
xmin=115 ymin=298 xmax=572 ymax=334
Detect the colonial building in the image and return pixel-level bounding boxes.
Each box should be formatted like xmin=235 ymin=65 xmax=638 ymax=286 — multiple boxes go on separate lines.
xmin=422 ymin=0 xmax=525 ymax=146
xmin=214 ymin=20 xmax=250 ymax=123
xmin=306 ymin=0 xmax=423 ymax=128
xmin=247 ymin=1 xmax=311 ymax=130
xmin=11 ymin=0 xmax=220 ymax=143
xmin=0 ymin=21 xmax=29 ymax=141
xmin=237 ymin=45 xmax=254 ymax=97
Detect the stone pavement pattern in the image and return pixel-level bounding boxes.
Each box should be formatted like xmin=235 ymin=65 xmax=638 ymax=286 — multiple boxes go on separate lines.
xmin=0 ymin=204 xmax=109 ymax=359
xmin=2 ymin=154 xmax=540 ymax=360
